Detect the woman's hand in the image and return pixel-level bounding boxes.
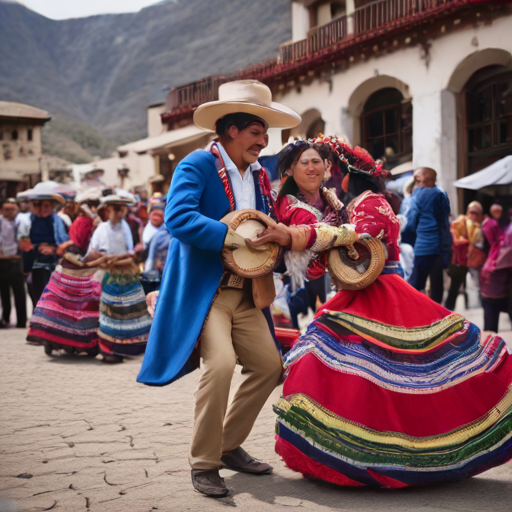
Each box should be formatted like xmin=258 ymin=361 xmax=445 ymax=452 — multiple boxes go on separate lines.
xmin=146 ymin=291 xmax=159 ymax=318
xmin=248 ymin=224 xmax=292 ymax=248
xmin=38 ymin=244 xmax=56 ymax=255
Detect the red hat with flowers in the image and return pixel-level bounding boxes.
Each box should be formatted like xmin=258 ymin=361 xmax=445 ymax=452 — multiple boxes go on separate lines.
xmin=310 ymin=135 xmax=389 ymax=179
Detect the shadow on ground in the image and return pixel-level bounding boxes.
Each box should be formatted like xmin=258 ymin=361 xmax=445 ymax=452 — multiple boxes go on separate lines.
xmin=225 ymin=471 xmax=512 ymax=511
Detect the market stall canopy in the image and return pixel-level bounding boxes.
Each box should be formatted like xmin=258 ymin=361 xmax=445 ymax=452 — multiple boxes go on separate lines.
xmin=453 ymin=156 xmax=512 ymax=190
xmin=117 ymin=125 xmax=213 ymax=155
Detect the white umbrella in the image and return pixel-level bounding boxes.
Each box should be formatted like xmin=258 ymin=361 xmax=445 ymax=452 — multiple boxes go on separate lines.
xmin=390 ymin=160 xmax=413 ymax=176
xmin=453 ymin=155 xmax=512 ymax=190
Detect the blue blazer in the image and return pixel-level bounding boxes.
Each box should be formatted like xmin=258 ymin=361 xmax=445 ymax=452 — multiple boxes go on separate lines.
xmin=137 ymin=150 xmax=273 ymax=386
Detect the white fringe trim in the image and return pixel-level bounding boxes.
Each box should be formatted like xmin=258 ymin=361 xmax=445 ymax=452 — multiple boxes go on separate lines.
xmin=284 ymin=249 xmax=314 ymax=292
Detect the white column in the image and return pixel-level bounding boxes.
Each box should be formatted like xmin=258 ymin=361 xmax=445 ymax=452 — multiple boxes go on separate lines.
xmin=412 ymin=90 xmax=458 ymax=213
xmin=339 ymin=107 xmax=355 ymax=145
xmin=292 ymin=2 xmax=310 ymax=42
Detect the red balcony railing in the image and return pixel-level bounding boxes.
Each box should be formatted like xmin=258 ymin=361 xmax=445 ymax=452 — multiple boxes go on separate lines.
xmin=166 ymin=76 xmax=228 ymax=111
xmin=162 ymin=0 xmax=491 ymax=123
xmin=353 ymin=0 xmax=459 ymax=35
xmin=280 ymin=15 xmax=349 ymax=63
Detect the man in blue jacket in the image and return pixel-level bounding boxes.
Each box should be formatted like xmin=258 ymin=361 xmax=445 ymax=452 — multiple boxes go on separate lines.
xmin=137 ymin=80 xmax=301 ymax=497
xmin=402 ymin=167 xmax=452 ymax=303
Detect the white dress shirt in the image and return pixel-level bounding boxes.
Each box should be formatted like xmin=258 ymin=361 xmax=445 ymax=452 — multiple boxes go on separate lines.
xmin=88 ymin=219 xmax=133 ymax=255
xmin=142 ymin=222 xmax=160 ymax=247
xmin=0 ymin=216 xmax=18 ymax=257
xmin=217 ymin=143 xmax=261 ymax=211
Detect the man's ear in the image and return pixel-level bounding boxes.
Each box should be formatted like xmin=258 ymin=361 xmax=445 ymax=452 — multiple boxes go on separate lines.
xmin=227 ymin=124 xmax=239 ymax=140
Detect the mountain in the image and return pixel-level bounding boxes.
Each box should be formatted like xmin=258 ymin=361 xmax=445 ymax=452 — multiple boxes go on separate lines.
xmin=0 ymin=0 xmax=291 ymax=162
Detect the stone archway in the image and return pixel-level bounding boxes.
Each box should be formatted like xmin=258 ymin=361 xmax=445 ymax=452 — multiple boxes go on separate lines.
xmin=346 ymin=75 xmax=411 ymax=146
xmin=446 ymin=48 xmax=512 ymax=93
xmin=446 ymin=49 xmax=512 ymax=213
xmin=290 ymin=108 xmax=325 ymax=139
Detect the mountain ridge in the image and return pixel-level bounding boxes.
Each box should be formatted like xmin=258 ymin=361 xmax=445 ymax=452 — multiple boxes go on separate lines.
xmin=0 ymin=0 xmax=291 ymax=162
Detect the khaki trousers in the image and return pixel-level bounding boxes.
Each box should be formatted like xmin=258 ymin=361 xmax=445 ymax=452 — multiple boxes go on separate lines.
xmin=189 ymin=287 xmax=282 ymax=470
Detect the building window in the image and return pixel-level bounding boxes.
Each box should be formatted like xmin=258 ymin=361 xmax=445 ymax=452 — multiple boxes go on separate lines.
xmin=466 ymin=67 xmax=512 ymax=165
xmin=360 ymin=88 xmax=412 ymax=165
xmin=331 ymin=1 xmax=346 ymax=19
xmin=27 ymin=129 xmax=33 ymax=141
xmin=11 ymin=130 xmax=18 ymax=141
xmin=461 ymin=66 xmax=512 ymax=213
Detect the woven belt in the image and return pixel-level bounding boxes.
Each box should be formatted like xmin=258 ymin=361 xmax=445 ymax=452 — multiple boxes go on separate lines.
xmin=220 ymin=271 xmax=246 ymax=290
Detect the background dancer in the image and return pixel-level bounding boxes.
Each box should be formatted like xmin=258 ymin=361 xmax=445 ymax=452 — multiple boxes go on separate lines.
xmin=27 ymin=246 xmax=104 ymax=357
xmin=89 ymin=194 xmax=151 ymax=364
xmin=138 ymin=80 xmax=301 ymax=498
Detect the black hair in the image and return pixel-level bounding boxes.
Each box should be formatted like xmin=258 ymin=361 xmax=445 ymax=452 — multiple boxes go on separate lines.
xmin=215 ymin=113 xmax=268 ymax=137
xmin=345 ymin=172 xmax=384 ymax=203
xmin=276 ymin=141 xmax=330 ymax=197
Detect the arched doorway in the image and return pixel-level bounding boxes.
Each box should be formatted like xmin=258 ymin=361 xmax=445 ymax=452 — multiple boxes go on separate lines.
xmin=360 ymin=88 xmax=413 ymax=167
xmin=288 ymin=108 xmax=325 ymax=142
xmin=462 ymin=65 xmax=512 ymax=211
xmin=446 ymin=48 xmax=512 ymax=213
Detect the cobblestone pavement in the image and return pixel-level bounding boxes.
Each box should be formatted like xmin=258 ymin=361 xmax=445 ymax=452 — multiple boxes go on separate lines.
xmin=1 ymin=318 xmax=512 ymax=511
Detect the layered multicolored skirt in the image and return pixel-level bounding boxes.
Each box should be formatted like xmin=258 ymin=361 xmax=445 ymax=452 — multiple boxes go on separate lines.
xmin=275 ymin=274 xmax=512 ymax=487
xmin=27 ymin=266 xmax=101 ymax=351
xmin=98 ymin=271 xmax=151 ymax=357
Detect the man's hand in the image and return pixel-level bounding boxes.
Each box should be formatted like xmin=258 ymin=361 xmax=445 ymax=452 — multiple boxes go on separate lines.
xmin=247 ymin=223 xmax=292 ymax=248
xmin=223 ymin=229 xmax=246 ymax=250
xmin=18 ymin=238 xmax=34 ymax=252
xmin=146 ymin=291 xmax=159 ymax=318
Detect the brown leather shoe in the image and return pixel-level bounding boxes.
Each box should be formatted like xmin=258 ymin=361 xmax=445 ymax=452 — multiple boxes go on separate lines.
xmin=221 ymin=446 xmax=273 ymax=475
xmin=191 ymin=469 xmax=229 ymax=498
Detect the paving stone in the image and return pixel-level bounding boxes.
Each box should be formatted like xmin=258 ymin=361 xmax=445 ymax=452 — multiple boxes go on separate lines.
xmin=1 ymin=328 xmax=511 ymax=511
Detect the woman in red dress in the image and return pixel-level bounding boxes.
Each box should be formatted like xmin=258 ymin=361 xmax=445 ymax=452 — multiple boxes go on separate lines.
xmin=252 ymin=137 xmax=512 ymax=488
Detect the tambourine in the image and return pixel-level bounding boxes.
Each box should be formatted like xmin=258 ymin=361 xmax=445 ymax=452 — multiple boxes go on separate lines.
xmin=328 ymin=237 xmax=386 ymax=290
xmin=220 ymin=209 xmax=279 ymax=278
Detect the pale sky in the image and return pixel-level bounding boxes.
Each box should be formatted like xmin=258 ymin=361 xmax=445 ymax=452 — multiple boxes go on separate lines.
xmin=20 ymin=0 xmax=163 ymax=20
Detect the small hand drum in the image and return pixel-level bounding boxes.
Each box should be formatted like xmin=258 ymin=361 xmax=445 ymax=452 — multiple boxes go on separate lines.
xmin=327 ymin=237 xmax=386 ymax=290
xmin=220 ymin=209 xmax=279 ymax=278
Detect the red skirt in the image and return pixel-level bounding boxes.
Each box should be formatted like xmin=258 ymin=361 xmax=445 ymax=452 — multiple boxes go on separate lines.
xmin=275 ymin=275 xmax=512 ymax=487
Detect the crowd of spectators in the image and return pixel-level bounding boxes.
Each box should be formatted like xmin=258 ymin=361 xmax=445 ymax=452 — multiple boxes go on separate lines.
xmin=0 ymin=184 xmax=171 ymax=328
xmin=390 ymin=168 xmax=512 ymax=333
xmin=1 ymin=167 xmax=511 ymax=334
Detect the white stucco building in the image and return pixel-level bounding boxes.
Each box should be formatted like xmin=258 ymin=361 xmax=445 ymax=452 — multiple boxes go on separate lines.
xmin=158 ymin=0 xmax=512 ymax=213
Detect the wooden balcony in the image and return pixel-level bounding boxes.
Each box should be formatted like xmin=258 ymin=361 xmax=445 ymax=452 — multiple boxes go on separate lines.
xmin=281 ymin=14 xmax=348 ymax=64
xmin=161 ymin=0 xmax=493 ymax=124
xmin=353 ymin=0 xmax=463 ymax=36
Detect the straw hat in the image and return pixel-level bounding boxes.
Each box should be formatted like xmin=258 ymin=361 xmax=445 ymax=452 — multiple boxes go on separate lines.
xmin=17 ymin=181 xmax=66 ymax=205
xmin=76 ymin=188 xmax=102 ymax=204
xmin=101 ymin=193 xmax=136 ymax=207
xmin=193 ymin=80 xmax=301 ymax=131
